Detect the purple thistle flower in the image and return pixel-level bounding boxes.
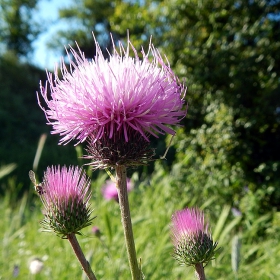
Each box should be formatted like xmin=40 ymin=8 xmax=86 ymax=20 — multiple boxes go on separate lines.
xmin=38 ymin=35 xmax=186 ymax=146
xmin=91 ymin=226 xmax=101 ymax=237
xmin=39 ymin=165 xmax=94 ymax=238
xmin=102 ymin=179 xmax=132 ymax=202
xmin=171 ymin=208 xmax=218 ymax=267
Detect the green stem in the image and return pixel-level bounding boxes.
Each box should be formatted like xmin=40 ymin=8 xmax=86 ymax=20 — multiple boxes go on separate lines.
xmin=194 ymin=263 xmax=206 ymax=280
xmin=115 ymin=165 xmax=141 ymax=280
xmin=67 ymin=233 xmax=97 ymax=280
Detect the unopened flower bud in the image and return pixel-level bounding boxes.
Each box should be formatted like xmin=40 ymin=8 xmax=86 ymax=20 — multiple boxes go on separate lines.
xmin=39 ymin=165 xmax=95 ymax=238
xmin=171 ymin=208 xmax=218 ymax=267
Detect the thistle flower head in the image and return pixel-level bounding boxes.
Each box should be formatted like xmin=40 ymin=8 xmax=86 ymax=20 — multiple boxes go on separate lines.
xmin=38 ymin=35 xmax=185 ymax=145
xmin=40 ymin=165 xmax=94 ymax=238
xmin=102 ymin=179 xmax=132 ymax=202
xmin=171 ymin=208 xmax=218 ymax=267
xmin=38 ymin=35 xmax=186 ymax=167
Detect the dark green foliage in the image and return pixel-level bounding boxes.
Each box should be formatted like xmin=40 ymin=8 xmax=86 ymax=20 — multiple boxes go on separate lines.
xmin=185 ymin=1 xmax=280 ymax=210
xmin=128 ymin=0 xmax=280 ymax=211
xmin=0 ymin=52 xmax=78 ymax=193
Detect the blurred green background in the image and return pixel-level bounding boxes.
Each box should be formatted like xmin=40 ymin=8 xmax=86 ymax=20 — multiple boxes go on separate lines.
xmin=0 ymin=0 xmax=280 ymax=279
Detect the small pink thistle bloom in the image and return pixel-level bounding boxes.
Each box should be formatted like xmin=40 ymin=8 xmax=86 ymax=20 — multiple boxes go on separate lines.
xmin=91 ymin=226 xmax=101 ymax=236
xmin=171 ymin=208 xmax=218 ymax=267
xmin=38 ymin=35 xmax=186 ymax=145
xmin=102 ymin=179 xmax=132 ymax=202
xmin=40 ymin=165 xmax=94 ymax=237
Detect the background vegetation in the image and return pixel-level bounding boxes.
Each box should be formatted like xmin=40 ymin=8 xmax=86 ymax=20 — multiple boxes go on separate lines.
xmin=0 ymin=0 xmax=279 ymax=279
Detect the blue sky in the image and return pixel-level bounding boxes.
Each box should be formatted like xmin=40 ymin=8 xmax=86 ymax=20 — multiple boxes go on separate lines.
xmin=31 ymin=0 xmax=71 ymax=69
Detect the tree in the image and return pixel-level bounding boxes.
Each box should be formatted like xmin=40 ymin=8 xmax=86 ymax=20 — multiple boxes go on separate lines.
xmin=47 ymin=0 xmax=156 ymax=58
xmin=0 ymin=0 xmax=41 ymax=57
xmin=151 ymin=0 xmax=280 ymax=209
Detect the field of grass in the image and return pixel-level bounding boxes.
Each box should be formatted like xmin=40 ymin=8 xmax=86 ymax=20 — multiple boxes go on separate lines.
xmin=1 ymin=161 xmax=280 ymax=280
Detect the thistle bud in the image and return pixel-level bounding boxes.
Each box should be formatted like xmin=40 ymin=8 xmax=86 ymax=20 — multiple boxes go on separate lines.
xmin=39 ymin=165 xmax=95 ymax=238
xmin=171 ymin=208 xmax=218 ymax=267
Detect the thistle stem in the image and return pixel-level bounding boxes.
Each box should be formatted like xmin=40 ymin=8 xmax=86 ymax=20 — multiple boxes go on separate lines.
xmin=67 ymin=233 xmax=97 ymax=280
xmin=115 ymin=165 xmax=141 ymax=280
xmin=194 ymin=263 xmax=206 ymax=280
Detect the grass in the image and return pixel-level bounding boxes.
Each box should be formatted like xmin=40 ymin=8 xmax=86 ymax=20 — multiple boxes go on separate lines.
xmin=0 ymin=163 xmax=280 ymax=279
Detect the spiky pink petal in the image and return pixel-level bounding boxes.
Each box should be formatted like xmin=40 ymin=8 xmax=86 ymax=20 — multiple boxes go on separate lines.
xmin=171 ymin=208 xmax=209 ymax=246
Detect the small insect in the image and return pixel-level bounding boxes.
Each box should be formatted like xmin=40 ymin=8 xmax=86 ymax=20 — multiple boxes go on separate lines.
xmin=29 ymin=170 xmax=44 ymax=195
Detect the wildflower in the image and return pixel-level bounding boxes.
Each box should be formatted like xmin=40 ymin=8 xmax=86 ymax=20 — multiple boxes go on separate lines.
xmin=91 ymin=226 xmax=101 ymax=237
xmin=40 ymin=165 xmax=94 ymax=238
xmin=29 ymin=258 xmax=43 ymax=274
xmin=102 ymin=179 xmax=132 ymax=202
xmin=38 ymin=35 xmax=186 ymax=167
xmin=171 ymin=208 xmax=218 ymax=267
xmin=13 ymin=265 xmax=19 ymax=277
xmin=231 ymin=207 xmax=242 ymax=217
